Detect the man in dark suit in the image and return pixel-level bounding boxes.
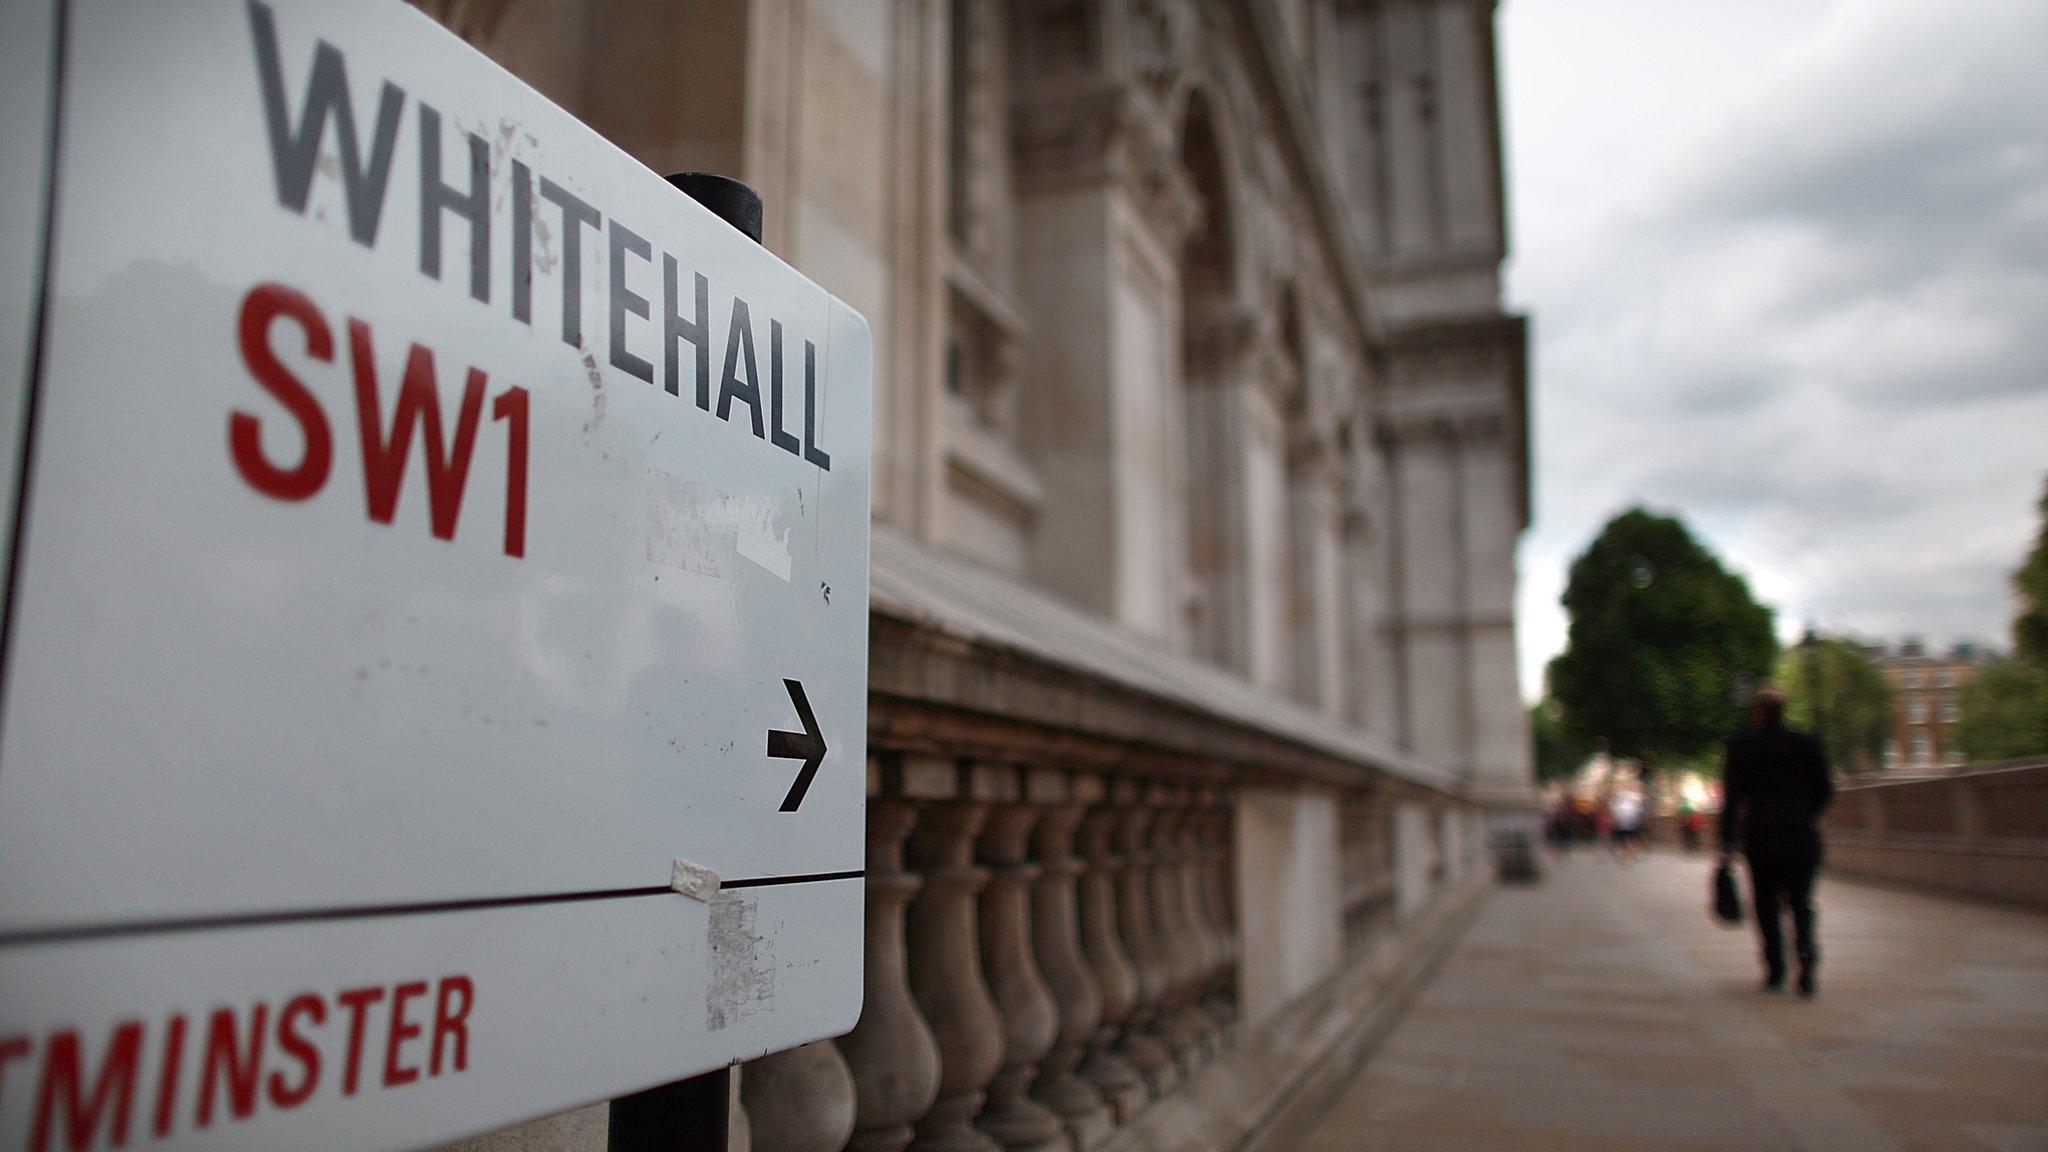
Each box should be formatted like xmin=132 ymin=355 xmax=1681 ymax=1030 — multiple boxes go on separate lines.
xmin=1720 ymin=684 xmax=1834 ymax=996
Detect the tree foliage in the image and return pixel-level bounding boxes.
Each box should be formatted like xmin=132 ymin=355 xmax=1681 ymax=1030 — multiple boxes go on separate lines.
xmin=1529 ymin=698 xmax=1588 ymax=783
xmin=1548 ymin=508 xmax=1778 ymax=764
xmin=2016 ymin=475 xmax=2048 ymax=671
xmin=1775 ymin=637 xmax=1891 ymax=773
xmin=1955 ymin=659 xmax=2048 ymax=761
xmin=1956 ymin=478 xmax=2048 ymax=762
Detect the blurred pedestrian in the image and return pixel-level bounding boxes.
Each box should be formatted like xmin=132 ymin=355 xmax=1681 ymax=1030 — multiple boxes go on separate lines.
xmin=1608 ymin=787 xmax=1644 ymax=861
xmin=1547 ymin=794 xmax=1576 ymax=854
xmin=1719 ymin=684 xmax=1834 ymax=996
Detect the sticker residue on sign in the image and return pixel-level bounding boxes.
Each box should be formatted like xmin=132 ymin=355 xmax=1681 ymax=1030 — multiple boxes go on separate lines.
xmin=707 ymin=891 xmax=775 ymax=1031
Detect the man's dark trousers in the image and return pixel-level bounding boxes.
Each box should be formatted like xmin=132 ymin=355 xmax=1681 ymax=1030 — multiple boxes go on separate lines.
xmin=1746 ymin=830 xmax=1821 ymax=977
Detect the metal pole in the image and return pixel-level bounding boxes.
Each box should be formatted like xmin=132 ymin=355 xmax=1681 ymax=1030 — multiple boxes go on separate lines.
xmin=607 ymin=171 xmax=766 ymax=1152
xmin=668 ymin=173 xmax=764 ymax=244
xmin=610 ymin=1068 xmax=731 ymax=1152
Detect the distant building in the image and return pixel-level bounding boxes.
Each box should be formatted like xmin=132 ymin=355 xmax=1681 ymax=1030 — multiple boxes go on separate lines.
xmin=1876 ymin=639 xmax=1990 ymax=770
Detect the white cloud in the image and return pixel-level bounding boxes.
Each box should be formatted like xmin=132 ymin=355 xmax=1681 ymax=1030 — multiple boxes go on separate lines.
xmin=1501 ymin=0 xmax=2048 ymax=698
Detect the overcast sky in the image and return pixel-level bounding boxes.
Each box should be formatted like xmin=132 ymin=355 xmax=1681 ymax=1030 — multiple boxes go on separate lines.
xmin=1497 ymin=0 xmax=2048 ymax=699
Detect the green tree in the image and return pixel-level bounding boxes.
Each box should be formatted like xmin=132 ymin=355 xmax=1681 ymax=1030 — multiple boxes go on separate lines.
xmin=1955 ymin=659 xmax=2048 ymax=761
xmin=1776 ymin=637 xmax=1892 ymax=773
xmin=1529 ymin=697 xmax=1588 ymax=783
xmin=2015 ymin=476 xmax=2048 ymax=670
xmin=1547 ymin=508 xmax=1778 ymax=767
xmin=1955 ymin=479 xmax=2048 ymax=763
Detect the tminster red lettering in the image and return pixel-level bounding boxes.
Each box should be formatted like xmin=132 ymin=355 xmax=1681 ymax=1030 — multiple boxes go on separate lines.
xmin=431 ymin=975 xmax=473 ymax=1076
xmin=0 ymin=1036 xmax=29 ymax=1108
xmin=381 ymin=981 xmax=428 ymax=1088
xmin=335 ymin=985 xmax=385 ymax=1098
xmin=3 ymin=974 xmax=477 ymax=1148
xmin=30 ymin=1022 xmax=141 ymax=1152
xmin=195 ymin=1003 xmax=266 ymax=1128
xmin=266 ymin=994 xmax=324 ymax=1110
xmin=149 ymin=1015 xmax=185 ymax=1140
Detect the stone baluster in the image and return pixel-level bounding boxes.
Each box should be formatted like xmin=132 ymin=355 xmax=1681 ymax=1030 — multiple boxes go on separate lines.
xmin=1112 ymin=784 xmax=1184 ymax=1095
xmin=1072 ymin=783 xmax=1151 ymax=1121
xmin=1027 ymin=774 xmax=1113 ymax=1149
xmin=1143 ymin=788 xmax=1208 ymax=1069
xmin=838 ymin=797 xmax=943 ymax=1152
xmin=906 ymin=800 xmax=1005 ymax=1152
xmin=745 ymin=1041 xmax=856 ymax=1152
xmin=974 ymin=795 xmax=1067 ymax=1152
xmin=1202 ymin=800 xmax=1239 ymax=1029
xmin=1173 ymin=790 xmax=1226 ymax=1048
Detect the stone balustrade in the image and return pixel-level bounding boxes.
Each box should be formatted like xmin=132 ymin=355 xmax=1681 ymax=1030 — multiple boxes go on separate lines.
xmin=429 ymin=563 xmax=1506 ymax=1152
xmin=1339 ymin=792 xmax=1395 ymax=954
xmin=1822 ymin=758 xmax=2048 ymax=910
xmin=714 ymin=755 xmax=1498 ymax=1152
xmin=431 ymin=756 xmax=1494 ymax=1152
xmin=723 ymin=759 xmax=1258 ymax=1152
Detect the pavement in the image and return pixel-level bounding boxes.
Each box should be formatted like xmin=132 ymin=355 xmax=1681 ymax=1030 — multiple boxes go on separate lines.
xmin=1298 ymin=849 xmax=2048 ymax=1152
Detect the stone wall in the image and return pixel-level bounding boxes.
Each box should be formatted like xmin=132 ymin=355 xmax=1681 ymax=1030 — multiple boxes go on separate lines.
xmin=1823 ymin=760 xmax=2048 ymax=911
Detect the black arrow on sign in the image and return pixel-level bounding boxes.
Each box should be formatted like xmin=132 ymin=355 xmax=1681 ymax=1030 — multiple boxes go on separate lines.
xmin=767 ymin=679 xmax=828 ymax=812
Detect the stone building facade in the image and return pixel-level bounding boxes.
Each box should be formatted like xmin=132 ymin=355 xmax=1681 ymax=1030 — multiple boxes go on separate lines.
xmin=411 ymin=2 xmax=1533 ymax=1151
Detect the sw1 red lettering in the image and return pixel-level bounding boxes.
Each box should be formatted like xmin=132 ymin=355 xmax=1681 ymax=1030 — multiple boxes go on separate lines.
xmin=231 ymin=282 xmax=334 ymax=500
xmin=348 ymin=321 xmax=486 ymax=541
xmin=228 ymin=281 xmax=531 ymax=558
xmin=490 ymin=387 xmax=529 ymax=558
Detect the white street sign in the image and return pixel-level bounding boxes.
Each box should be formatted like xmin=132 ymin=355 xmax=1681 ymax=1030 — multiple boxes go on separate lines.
xmin=0 ymin=2 xmax=871 ymax=1149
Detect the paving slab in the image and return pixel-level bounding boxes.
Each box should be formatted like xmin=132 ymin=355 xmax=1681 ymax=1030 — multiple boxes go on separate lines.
xmin=1297 ymin=851 xmax=2048 ymax=1152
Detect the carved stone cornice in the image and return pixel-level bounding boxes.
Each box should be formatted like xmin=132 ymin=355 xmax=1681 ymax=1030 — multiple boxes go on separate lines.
xmin=1011 ymin=85 xmax=1202 ymax=248
xmin=1375 ymin=406 xmax=1512 ymax=450
xmin=1119 ymin=0 xmax=1199 ymax=99
xmin=1013 ymin=86 xmax=1126 ymax=190
xmin=1285 ymin=422 xmax=1341 ymax=482
xmin=1181 ymin=304 xmax=1258 ymax=381
xmin=1385 ymin=339 xmax=1513 ymax=396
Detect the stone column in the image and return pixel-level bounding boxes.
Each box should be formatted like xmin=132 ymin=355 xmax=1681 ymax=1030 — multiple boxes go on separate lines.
xmin=838 ymin=798 xmax=942 ymax=1152
xmin=1113 ymin=784 xmax=1183 ymax=1096
xmin=1074 ymin=789 xmax=1159 ymax=1117
xmin=974 ymin=801 xmax=1066 ymax=1152
xmin=906 ymin=801 xmax=1005 ymax=1152
xmin=1028 ymin=778 xmax=1113 ymax=1148
xmin=744 ymin=1041 xmax=856 ymax=1152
